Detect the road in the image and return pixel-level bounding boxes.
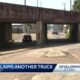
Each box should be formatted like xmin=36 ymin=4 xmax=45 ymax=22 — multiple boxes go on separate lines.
xmin=0 ymin=33 xmax=80 ymax=80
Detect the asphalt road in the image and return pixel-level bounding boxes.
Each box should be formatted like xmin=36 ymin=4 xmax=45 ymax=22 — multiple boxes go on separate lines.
xmin=0 ymin=33 xmax=80 ymax=80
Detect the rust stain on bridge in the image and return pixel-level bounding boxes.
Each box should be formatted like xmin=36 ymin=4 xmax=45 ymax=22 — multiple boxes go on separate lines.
xmin=0 ymin=2 xmax=80 ymax=24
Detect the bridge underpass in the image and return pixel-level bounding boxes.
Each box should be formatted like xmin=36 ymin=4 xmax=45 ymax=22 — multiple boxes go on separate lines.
xmin=0 ymin=22 xmax=80 ymax=47
xmin=36 ymin=21 xmax=80 ymax=44
xmin=0 ymin=2 xmax=80 ymax=47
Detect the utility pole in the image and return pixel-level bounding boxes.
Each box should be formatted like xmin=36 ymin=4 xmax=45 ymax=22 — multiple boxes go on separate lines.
xmin=23 ymin=0 xmax=27 ymax=33
xmin=37 ymin=0 xmax=39 ymax=20
xmin=70 ymin=0 xmax=72 ymax=11
xmin=63 ymin=3 xmax=66 ymax=10
xmin=40 ymin=0 xmax=42 ymax=7
xmin=24 ymin=0 xmax=26 ymax=5
xmin=37 ymin=0 xmax=42 ymax=7
xmin=37 ymin=0 xmax=38 ymax=7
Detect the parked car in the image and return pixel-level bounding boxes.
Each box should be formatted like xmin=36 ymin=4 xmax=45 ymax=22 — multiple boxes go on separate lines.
xmin=52 ymin=29 xmax=58 ymax=34
xmin=22 ymin=35 xmax=32 ymax=42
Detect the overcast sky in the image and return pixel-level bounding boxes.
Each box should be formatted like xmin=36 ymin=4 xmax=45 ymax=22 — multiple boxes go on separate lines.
xmin=0 ymin=0 xmax=74 ymax=11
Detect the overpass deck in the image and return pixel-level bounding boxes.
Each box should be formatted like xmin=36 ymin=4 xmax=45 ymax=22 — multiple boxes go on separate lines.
xmin=0 ymin=2 xmax=79 ymax=24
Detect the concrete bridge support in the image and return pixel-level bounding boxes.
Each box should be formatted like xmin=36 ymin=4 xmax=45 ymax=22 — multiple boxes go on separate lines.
xmin=36 ymin=21 xmax=47 ymax=45
xmin=0 ymin=23 xmax=12 ymax=47
xmin=77 ymin=24 xmax=80 ymax=42
xmin=69 ymin=24 xmax=80 ymax=42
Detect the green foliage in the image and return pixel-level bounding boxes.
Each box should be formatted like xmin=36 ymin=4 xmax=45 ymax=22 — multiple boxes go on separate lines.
xmin=73 ymin=0 xmax=80 ymax=11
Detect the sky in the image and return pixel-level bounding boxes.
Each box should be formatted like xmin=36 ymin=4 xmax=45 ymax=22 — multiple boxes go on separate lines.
xmin=0 ymin=0 xmax=75 ymax=11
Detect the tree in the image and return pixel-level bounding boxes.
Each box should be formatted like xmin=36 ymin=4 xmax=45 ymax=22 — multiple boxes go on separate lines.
xmin=73 ymin=0 xmax=80 ymax=11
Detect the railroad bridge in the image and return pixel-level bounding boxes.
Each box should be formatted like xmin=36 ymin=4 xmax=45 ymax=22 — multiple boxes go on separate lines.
xmin=0 ymin=2 xmax=80 ymax=46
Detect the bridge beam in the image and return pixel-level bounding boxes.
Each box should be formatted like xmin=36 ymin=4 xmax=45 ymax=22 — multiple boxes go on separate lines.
xmin=36 ymin=21 xmax=47 ymax=45
xmin=0 ymin=23 xmax=12 ymax=47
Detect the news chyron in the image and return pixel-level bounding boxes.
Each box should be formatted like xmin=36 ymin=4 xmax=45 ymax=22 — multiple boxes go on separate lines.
xmin=0 ymin=64 xmax=79 ymax=72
